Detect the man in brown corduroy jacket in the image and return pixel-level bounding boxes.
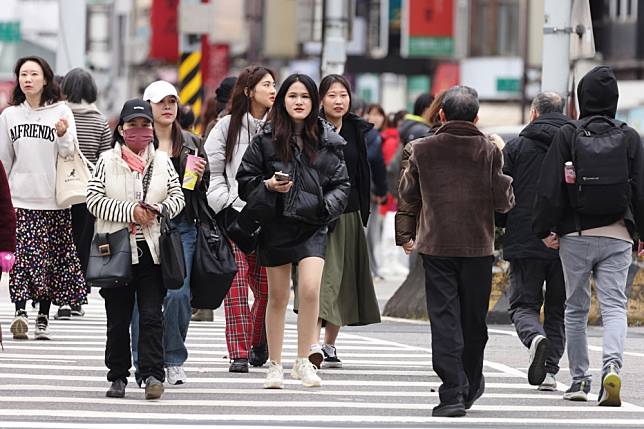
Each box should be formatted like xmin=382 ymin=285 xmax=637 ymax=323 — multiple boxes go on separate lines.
xmin=397 ymin=85 xmax=514 ymax=417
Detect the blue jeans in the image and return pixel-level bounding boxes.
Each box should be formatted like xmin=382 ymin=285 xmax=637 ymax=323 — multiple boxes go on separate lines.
xmin=132 ymin=219 xmax=197 ymax=379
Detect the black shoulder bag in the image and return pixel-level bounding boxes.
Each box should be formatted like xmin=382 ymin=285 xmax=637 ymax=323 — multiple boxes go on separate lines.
xmin=191 ymin=198 xmax=238 ymax=309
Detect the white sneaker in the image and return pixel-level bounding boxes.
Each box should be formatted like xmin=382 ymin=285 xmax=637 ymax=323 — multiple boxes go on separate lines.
xmin=34 ymin=315 xmax=51 ymax=340
xmin=291 ymin=357 xmax=321 ymax=387
xmin=538 ymin=373 xmax=557 ymax=391
xmin=166 ymin=366 xmax=187 ymax=385
xmin=264 ymin=361 xmax=284 ymax=389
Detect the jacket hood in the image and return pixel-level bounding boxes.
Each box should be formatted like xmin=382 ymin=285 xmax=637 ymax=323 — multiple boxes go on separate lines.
xmin=66 ymin=101 xmax=101 ymax=115
xmin=520 ymin=112 xmax=569 ymax=145
xmin=577 ymin=66 xmax=618 ymax=118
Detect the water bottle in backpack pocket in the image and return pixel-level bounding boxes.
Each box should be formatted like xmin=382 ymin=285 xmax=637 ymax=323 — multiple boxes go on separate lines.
xmin=568 ymin=116 xmax=631 ymax=217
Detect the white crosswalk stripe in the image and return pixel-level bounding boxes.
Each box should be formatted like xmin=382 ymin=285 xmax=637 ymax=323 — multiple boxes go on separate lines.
xmin=1 ymin=298 xmax=644 ymax=428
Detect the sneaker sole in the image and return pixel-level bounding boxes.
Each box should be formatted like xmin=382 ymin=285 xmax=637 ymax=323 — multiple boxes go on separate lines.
xmin=263 ymin=379 xmax=284 ymax=389
xmin=10 ymin=320 xmax=28 ymax=340
xmin=321 ymin=361 xmax=343 ymax=369
xmin=528 ymin=337 xmax=549 ymax=385
xmin=563 ymin=392 xmax=588 ymax=401
xmin=105 ymin=390 xmax=125 ymax=398
xmin=168 ymin=380 xmax=185 ymax=385
xmin=301 ymin=378 xmax=321 ymax=388
xmin=54 ymin=315 xmax=71 ymax=320
xmin=538 ymin=384 xmax=557 ymax=392
xmin=598 ymin=373 xmax=621 ymax=407
xmin=145 ymin=385 xmax=164 ymax=400
xmin=308 ymin=352 xmax=323 ymax=370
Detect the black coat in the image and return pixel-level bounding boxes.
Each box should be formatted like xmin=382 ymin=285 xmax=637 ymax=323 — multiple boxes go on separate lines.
xmin=497 ymin=113 xmax=568 ymax=260
xmin=533 ymin=66 xmax=644 ymax=240
xmin=236 ymin=118 xmax=350 ymax=226
xmin=398 ymin=116 xmax=432 ymax=145
xmin=176 ymin=130 xmax=209 ymax=222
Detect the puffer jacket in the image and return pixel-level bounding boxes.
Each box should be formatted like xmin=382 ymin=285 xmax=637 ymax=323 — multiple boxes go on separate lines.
xmin=236 ymin=118 xmax=350 ymax=225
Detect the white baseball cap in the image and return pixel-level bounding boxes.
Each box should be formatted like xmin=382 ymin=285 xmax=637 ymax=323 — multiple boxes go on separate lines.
xmin=143 ymin=80 xmax=179 ymax=103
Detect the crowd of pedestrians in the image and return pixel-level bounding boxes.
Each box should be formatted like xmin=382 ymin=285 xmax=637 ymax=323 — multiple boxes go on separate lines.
xmin=0 ymin=55 xmax=640 ymax=415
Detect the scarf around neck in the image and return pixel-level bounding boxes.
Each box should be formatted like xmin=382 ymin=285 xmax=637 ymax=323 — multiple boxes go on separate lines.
xmin=121 ymin=145 xmax=147 ymax=174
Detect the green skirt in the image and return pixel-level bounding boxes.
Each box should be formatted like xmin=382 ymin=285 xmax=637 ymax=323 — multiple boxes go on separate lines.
xmin=318 ymin=211 xmax=381 ymax=327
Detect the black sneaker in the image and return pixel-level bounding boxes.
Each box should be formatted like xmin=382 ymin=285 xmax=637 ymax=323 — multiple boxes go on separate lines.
xmin=249 ymin=344 xmax=268 ymax=367
xmin=528 ymin=335 xmax=549 ymax=385
xmin=70 ymin=304 xmax=85 ymax=317
xmin=106 ymin=379 xmax=126 ymax=398
xmin=321 ymin=343 xmax=342 ymax=369
xmin=229 ymin=358 xmax=249 ymax=373
xmin=54 ymin=306 xmax=72 ymax=321
xmin=563 ymin=379 xmax=591 ymax=401
xmin=598 ymin=363 xmax=621 ymax=407
xmin=144 ymin=376 xmax=164 ymax=400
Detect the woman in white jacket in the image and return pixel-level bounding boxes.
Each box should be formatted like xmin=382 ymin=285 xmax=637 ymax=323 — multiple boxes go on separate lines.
xmin=205 ymin=65 xmax=276 ymax=373
xmin=0 ymin=56 xmax=87 ymax=341
xmin=87 ymin=99 xmax=184 ymax=400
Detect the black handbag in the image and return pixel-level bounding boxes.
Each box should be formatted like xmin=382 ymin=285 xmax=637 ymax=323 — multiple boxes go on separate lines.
xmin=159 ymin=208 xmax=186 ymax=290
xmin=191 ymin=199 xmax=238 ymax=309
xmin=216 ymin=203 xmax=260 ymax=255
xmin=86 ymin=228 xmax=133 ymax=288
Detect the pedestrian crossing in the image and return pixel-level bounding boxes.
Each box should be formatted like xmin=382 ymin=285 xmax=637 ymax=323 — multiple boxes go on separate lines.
xmin=1 ymin=296 xmax=644 ymax=428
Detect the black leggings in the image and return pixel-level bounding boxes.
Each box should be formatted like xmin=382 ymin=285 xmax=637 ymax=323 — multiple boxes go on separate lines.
xmin=15 ymin=300 xmax=51 ymax=316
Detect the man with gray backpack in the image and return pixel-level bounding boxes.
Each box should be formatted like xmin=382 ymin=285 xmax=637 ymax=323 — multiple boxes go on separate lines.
xmin=533 ymin=66 xmax=644 ymax=407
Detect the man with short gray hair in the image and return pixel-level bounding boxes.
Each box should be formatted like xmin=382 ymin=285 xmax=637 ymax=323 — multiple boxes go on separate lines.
xmin=398 ymin=85 xmax=515 ymax=417
xmin=496 ymin=92 xmax=568 ymax=392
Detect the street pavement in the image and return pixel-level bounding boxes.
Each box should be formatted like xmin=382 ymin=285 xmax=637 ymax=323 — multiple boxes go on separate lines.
xmin=0 ymin=274 xmax=643 ymax=428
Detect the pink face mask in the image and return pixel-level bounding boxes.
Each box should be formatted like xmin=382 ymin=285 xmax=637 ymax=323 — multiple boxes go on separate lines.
xmin=123 ymin=127 xmax=153 ymax=153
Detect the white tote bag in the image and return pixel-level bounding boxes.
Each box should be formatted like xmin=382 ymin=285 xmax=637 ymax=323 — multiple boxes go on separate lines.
xmin=55 ymin=142 xmax=94 ymax=207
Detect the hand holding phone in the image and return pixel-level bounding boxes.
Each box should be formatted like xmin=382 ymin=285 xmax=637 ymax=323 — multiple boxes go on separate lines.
xmin=138 ymin=201 xmax=162 ymax=216
xmin=274 ymin=171 xmax=291 ymax=182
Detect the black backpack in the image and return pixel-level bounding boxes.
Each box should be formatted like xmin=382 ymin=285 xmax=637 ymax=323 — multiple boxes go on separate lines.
xmin=569 ymin=116 xmax=631 ymax=217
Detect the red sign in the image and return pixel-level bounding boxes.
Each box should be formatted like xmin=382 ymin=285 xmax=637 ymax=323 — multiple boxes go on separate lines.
xmin=149 ymin=0 xmax=179 ymax=62
xmin=409 ymin=0 xmax=453 ymax=37
xmin=201 ymin=42 xmax=230 ymax=98
xmin=432 ymin=62 xmax=460 ymax=95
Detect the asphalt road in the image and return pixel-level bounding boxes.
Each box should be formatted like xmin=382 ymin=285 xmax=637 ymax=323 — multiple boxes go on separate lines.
xmin=0 ymin=275 xmax=643 ymax=429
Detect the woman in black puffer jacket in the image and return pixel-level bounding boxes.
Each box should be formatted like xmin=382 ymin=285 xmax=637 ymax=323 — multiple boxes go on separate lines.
xmin=236 ymin=73 xmax=350 ymax=390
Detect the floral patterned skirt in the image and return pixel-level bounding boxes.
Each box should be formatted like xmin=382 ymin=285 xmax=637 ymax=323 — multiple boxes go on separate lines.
xmin=9 ymin=209 xmax=87 ymax=306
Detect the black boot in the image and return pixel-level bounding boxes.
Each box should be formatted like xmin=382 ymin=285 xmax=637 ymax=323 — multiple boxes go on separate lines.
xmin=432 ymin=393 xmax=466 ymax=417
xmin=229 ymin=358 xmax=249 ymax=373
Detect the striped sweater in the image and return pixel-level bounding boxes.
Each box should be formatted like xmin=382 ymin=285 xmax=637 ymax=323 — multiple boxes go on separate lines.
xmin=86 ymin=143 xmax=185 ymax=264
xmin=67 ymin=102 xmax=112 ymax=164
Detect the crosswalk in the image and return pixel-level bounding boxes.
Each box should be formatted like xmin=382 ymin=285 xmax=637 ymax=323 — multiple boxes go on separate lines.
xmin=1 ymin=293 xmax=644 ymax=428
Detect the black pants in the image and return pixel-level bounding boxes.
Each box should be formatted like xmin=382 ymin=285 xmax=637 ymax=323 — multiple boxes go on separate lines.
xmin=508 ymin=258 xmax=566 ymax=374
xmin=421 ymin=254 xmax=493 ymax=404
xmin=71 ymin=203 xmax=95 ymax=279
xmin=99 ymin=242 xmax=166 ymax=383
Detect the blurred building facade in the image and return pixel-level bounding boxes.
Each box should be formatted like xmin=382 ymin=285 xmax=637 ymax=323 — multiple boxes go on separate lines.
xmin=0 ymin=0 xmax=641 ymax=129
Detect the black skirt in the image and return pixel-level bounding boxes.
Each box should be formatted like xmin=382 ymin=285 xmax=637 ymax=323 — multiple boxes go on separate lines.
xmin=257 ymin=216 xmax=327 ymax=267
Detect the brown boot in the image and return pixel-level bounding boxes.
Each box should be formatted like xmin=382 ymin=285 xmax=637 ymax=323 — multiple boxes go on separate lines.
xmin=191 ymin=308 xmax=213 ymax=321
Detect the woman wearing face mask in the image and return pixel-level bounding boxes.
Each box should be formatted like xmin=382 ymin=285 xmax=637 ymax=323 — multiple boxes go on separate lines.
xmin=86 ymin=99 xmax=185 ymax=400
xmin=0 ymin=56 xmax=87 ymax=341
xmin=128 ymin=80 xmax=208 ymax=387
xmin=236 ymin=73 xmax=350 ymax=389
xmin=205 ymin=66 xmax=275 ymax=373
xmin=310 ymin=74 xmax=382 ymax=370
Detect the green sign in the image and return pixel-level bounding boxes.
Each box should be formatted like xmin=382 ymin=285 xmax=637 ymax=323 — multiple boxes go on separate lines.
xmin=0 ymin=21 xmax=21 ymax=43
xmin=408 ymin=36 xmax=453 ymax=57
xmin=496 ymin=78 xmax=520 ymax=93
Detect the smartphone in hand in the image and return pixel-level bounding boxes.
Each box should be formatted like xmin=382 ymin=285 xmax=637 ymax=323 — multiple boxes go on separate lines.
xmin=274 ymin=171 xmax=291 ymax=182
xmin=139 ymin=201 xmax=162 ymax=216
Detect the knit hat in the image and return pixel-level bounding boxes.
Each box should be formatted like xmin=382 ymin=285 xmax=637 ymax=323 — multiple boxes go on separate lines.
xmin=215 ymin=76 xmax=237 ymax=103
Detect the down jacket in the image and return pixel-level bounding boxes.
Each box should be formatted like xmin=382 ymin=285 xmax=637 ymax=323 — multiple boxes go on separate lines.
xmin=236 ymin=118 xmax=350 ymax=226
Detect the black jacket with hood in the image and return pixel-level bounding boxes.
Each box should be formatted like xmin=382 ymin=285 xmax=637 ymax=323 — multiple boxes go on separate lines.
xmin=497 ymin=112 xmax=568 ymax=259
xmin=533 ymin=66 xmax=644 ymax=240
xmin=236 ymin=118 xmax=350 ymax=226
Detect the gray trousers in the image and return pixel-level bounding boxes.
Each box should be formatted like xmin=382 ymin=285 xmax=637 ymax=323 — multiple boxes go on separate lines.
xmin=559 ymin=236 xmax=631 ymax=382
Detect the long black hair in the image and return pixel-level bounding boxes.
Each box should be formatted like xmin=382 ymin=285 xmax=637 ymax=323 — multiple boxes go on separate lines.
xmin=269 ymin=73 xmax=320 ymax=164
xmin=10 ymin=56 xmax=61 ymax=106
xmin=225 ymin=65 xmax=276 ymax=164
